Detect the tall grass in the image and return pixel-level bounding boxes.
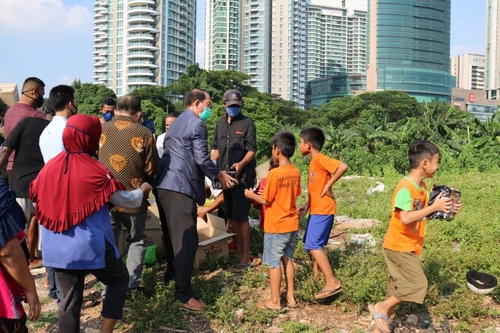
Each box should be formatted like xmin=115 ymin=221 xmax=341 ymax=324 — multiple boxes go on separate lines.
xmin=122 ymin=169 xmax=500 ymax=331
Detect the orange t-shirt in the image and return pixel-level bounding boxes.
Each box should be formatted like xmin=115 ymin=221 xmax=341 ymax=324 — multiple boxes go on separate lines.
xmin=262 ymin=165 xmax=301 ymax=234
xmin=383 ymin=177 xmax=428 ymax=256
xmin=307 ymin=153 xmax=341 ymax=215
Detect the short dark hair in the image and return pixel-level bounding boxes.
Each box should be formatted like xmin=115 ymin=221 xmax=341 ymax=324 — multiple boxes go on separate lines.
xmin=47 ymin=85 xmax=75 ymax=112
xmin=166 ymin=111 xmax=179 ymax=119
xmin=185 ymin=89 xmax=208 ymax=107
xmin=408 ymin=140 xmax=440 ymax=169
xmin=299 ymin=127 xmax=325 ymax=151
xmin=116 ymin=94 xmax=141 ymax=115
xmin=101 ymin=96 xmax=116 ymax=108
xmin=272 ymin=131 xmax=296 ymax=158
xmin=22 ymin=77 xmax=45 ymax=91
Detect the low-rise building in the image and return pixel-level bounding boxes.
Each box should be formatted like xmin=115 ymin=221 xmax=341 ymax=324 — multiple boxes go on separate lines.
xmin=451 ymin=87 xmax=499 ymax=122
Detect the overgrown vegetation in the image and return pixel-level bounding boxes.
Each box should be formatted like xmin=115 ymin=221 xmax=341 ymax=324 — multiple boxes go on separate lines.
xmin=119 ymin=170 xmax=500 ymax=332
xmin=67 ymin=71 xmax=500 ymax=331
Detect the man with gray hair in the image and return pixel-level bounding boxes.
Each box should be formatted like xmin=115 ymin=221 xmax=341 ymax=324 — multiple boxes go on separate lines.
xmin=99 ymin=94 xmax=160 ymax=295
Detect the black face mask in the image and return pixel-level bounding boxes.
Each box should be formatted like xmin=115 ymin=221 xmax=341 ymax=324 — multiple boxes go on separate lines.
xmin=35 ymin=92 xmax=44 ymax=108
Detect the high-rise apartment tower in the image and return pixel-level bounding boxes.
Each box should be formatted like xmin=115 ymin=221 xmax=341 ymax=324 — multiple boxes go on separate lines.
xmin=204 ymin=0 xmax=308 ymax=108
xmin=307 ymin=0 xmax=367 ymax=81
xmin=93 ymin=0 xmax=196 ymax=96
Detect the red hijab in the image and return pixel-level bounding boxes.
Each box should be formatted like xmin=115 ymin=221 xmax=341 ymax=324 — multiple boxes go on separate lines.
xmin=30 ymin=114 xmax=125 ymax=232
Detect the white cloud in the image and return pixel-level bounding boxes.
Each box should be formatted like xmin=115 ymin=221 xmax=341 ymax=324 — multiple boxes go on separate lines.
xmin=0 ymin=69 xmax=6 ymax=78
xmin=451 ymin=45 xmax=486 ymax=57
xmin=196 ymin=39 xmax=205 ymax=69
xmin=58 ymin=75 xmax=74 ymax=85
xmin=0 ymin=0 xmax=92 ymax=37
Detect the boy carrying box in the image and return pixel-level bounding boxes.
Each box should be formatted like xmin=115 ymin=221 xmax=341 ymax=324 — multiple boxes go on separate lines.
xmin=368 ymin=140 xmax=461 ymax=332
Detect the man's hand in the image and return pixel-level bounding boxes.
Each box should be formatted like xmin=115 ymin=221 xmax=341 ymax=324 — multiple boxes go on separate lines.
xmin=24 ymin=290 xmax=41 ymax=321
xmin=216 ymin=171 xmax=238 ymax=189
xmin=230 ymin=162 xmax=242 ymax=175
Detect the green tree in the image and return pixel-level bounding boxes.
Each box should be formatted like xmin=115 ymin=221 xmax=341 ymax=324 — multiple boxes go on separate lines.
xmin=308 ymin=95 xmax=366 ymax=128
xmin=73 ymin=83 xmax=116 ymax=116
xmin=166 ymin=64 xmax=258 ymax=104
xmin=140 ymin=100 xmax=165 ymax=134
xmin=357 ymin=90 xmax=423 ymax=123
xmin=130 ymin=86 xmax=176 ymax=114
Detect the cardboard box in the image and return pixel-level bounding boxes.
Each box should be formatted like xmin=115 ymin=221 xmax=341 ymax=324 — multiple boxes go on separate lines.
xmin=119 ymin=228 xmax=162 ymax=255
xmin=117 ymin=206 xmax=234 ymax=268
xmin=120 ymin=203 xmax=161 ymax=230
xmin=194 ymin=213 xmax=235 ymax=269
xmin=118 ymin=203 xmax=162 ymax=254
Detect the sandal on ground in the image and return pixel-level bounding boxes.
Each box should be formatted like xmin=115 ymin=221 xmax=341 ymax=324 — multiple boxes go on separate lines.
xmin=368 ymin=304 xmax=390 ymax=333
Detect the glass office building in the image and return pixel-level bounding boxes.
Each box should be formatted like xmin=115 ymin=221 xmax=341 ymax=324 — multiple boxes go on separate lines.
xmin=306 ymin=75 xmax=367 ymax=108
xmin=366 ymin=0 xmax=453 ymax=103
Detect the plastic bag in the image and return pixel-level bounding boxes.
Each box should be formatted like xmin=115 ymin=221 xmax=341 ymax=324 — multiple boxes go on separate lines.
xmin=427 ymin=184 xmax=461 ymax=221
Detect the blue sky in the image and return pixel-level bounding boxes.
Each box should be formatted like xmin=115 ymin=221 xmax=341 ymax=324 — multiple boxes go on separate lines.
xmin=0 ymin=0 xmax=486 ymax=94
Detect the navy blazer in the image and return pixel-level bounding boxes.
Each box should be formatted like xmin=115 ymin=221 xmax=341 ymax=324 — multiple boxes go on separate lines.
xmin=155 ymin=109 xmax=219 ymax=206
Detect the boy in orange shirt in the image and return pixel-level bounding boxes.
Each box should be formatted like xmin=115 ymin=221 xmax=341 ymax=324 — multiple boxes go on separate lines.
xmin=252 ymin=158 xmax=279 ymax=229
xmin=298 ymin=127 xmax=348 ymax=300
xmin=368 ymin=140 xmax=460 ymax=333
xmin=244 ymin=131 xmax=301 ymax=311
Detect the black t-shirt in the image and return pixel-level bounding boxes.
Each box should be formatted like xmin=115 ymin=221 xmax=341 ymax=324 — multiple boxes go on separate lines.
xmin=4 ymin=117 xmax=49 ymax=197
xmin=211 ymin=113 xmax=257 ymax=187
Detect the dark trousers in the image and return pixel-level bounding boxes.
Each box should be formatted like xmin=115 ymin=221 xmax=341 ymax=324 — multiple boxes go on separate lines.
xmin=156 ymin=189 xmax=198 ymax=303
xmin=154 ymin=190 xmax=175 ymax=283
xmin=55 ymin=242 xmax=128 ymax=332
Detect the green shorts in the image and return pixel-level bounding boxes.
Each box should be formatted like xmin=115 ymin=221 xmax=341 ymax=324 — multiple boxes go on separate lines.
xmin=384 ymin=248 xmax=428 ymax=304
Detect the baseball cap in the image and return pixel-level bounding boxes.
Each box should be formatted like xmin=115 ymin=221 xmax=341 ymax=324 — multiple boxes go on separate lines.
xmin=223 ymin=89 xmax=243 ymax=106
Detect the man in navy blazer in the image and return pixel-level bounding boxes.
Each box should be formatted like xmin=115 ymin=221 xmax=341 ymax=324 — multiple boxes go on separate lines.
xmin=155 ymin=89 xmax=235 ymax=312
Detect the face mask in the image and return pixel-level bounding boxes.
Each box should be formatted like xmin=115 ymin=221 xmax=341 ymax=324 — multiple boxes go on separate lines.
xmin=199 ymin=107 xmax=212 ymax=122
xmin=225 ymin=106 xmax=241 ymax=118
xmin=36 ymin=93 xmax=44 ymax=108
xmin=103 ymin=112 xmax=114 ymax=122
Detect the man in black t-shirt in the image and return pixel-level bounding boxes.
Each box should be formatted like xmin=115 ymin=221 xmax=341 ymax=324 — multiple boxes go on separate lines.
xmin=0 ymin=115 xmax=50 ymax=267
xmin=211 ymin=89 xmax=257 ymax=267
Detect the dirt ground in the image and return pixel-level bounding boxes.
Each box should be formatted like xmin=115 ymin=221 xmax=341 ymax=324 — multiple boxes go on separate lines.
xmin=25 ymin=220 xmax=500 ymax=333
xmin=27 ymin=263 xmax=500 ymax=333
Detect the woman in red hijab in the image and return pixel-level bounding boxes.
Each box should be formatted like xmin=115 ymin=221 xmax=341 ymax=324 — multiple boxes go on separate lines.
xmin=30 ymin=114 xmax=151 ymax=333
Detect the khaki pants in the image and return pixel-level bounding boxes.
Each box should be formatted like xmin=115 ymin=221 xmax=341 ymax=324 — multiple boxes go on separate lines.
xmin=384 ymin=248 xmax=428 ymax=304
